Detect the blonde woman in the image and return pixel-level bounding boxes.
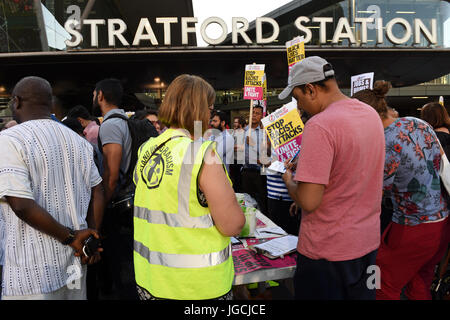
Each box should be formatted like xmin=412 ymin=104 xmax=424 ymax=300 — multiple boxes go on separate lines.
xmin=132 ymin=74 xmax=245 ymax=300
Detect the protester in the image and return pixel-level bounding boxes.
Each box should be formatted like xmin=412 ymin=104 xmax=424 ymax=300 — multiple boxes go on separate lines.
xmin=94 ymin=78 xmax=138 ymax=300
xmin=209 ymin=110 xmax=234 ymax=175
xmin=62 ymin=117 xmax=84 ymax=136
xmin=281 ymin=56 xmax=385 ymax=300
xmin=67 ymin=105 xmax=100 ymax=146
xmin=230 ymin=116 xmax=246 ymax=192
xmin=420 ymin=102 xmax=450 ymax=158
xmin=387 ymin=106 xmax=399 ymax=119
xmin=241 ymin=105 xmax=270 ymax=215
xmin=353 ymin=80 xmax=450 ymax=300
xmin=62 ymin=117 xmax=103 ymax=189
xmin=133 ymin=74 xmax=245 ymax=300
xmin=266 ymin=149 xmax=299 ymax=235
xmin=0 ymin=76 xmax=104 ymax=300
xmin=132 ymin=109 xmax=161 ymax=134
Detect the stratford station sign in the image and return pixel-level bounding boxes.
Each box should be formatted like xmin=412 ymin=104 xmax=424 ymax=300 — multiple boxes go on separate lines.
xmin=64 ymin=15 xmax=438 ymax=48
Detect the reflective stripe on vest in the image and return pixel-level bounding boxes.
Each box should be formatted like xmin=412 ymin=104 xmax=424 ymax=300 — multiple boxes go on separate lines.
xmin=134 ymin=239 xmax=230 ymax=268
xmin=134 ymin=206 xmax=213 ymax=228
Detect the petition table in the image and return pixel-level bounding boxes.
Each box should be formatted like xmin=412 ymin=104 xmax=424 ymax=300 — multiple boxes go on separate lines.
xmin=232 ymin=209 xmax=297 ymax=286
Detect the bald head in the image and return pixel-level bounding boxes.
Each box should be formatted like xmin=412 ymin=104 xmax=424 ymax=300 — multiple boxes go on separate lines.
xmin=10 ymin=77 xmax=53 ymax=123
xmin=12 ymin=76 xmax=53 ymax=108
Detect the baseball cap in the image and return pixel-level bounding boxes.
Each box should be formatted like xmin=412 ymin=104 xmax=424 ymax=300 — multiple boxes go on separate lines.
xmin=278 ymin=56 xmax=335 ymax=100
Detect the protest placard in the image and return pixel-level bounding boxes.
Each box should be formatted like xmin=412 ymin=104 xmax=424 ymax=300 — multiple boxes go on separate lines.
xmin=243 ymin=64 xmax=265 ymax=100
xmin=261 ymin=101 xmax=304 ymax=162
xmin=253 ymin=73 xmax=267 ymax=115
xmin=286 ymin=36 xmax=305 ymax=74
xmin=350 ymin=72 xmax=374 ymax=96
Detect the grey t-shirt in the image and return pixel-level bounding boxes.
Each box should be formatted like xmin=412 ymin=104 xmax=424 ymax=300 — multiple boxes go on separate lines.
xmin=99 ymin=109 xmax=132 ymax=187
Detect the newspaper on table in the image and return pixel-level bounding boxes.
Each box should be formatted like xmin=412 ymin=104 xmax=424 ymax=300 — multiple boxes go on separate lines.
xmin=262 ymin=101 xmax=304 ymax=173
xmin=350 ymin=72 xmax=374 ymax=96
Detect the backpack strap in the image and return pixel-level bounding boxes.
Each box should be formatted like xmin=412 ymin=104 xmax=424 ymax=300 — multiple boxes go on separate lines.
xmin=97 ymin=113 xmax=129 ymax=154
xmin=97 ymin=113 xmax=132 ymax=188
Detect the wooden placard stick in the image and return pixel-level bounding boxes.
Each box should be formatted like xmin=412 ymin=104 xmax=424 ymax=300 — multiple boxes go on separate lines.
xmin=247 ymin=62 xmax=256 ymax=146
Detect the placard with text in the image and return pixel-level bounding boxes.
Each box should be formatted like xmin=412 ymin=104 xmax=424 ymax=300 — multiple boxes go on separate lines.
xmin=243 ymin=64 xmax=265 ymax=100
xmin=286 ymin=36 xmax=305 ymax=74
xmin=350 ymin=72 xmax=374 ymax=96
xmin=262 ymin=101 xmax=304 ymax=162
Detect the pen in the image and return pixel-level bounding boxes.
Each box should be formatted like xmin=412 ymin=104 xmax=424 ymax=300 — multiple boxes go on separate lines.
xmin=261 ymin=231 xmax=286 ymax=236
xmin=289 ymin=148 xmax=301 ymax=164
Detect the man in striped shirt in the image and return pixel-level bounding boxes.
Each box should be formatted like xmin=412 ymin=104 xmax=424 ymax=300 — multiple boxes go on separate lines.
xmin=0 ymin=77 xmax=104 ymax=300
xmin=266 ymin=150 xmax=300 ymax=235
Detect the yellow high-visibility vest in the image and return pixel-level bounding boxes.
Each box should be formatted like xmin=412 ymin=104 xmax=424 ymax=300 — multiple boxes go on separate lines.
xmin=133 ymin=128 xmax=233 ymax=300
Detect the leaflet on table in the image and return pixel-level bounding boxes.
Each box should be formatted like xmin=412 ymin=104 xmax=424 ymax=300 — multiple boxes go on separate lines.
xmin=252 ymin=235 xmax=298 ymax=259
xmin=261 ymin=101 xmax=304 ymax=162
xmin=254 ymin=226 xmax=288 ymax=239
xmin=243 ymin=64 xmax=265 ymax=100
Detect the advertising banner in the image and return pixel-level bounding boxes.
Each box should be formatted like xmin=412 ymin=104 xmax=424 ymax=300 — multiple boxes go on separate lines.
xmin=262 ymin=101 xmax=304 ymax=162
xmin=243 ymin=64 xmax=265 ymax=100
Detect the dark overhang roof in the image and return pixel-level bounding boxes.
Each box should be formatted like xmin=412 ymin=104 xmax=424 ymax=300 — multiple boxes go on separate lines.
xmin=0 ymin=46 xmax=448 ymax=90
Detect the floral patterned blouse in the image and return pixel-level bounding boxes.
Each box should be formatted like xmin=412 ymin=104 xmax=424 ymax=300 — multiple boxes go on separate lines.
xmin=383 ymin=117 xmax=448 ymax=226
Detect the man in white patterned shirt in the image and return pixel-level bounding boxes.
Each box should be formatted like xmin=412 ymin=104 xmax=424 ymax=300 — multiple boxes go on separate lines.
xmin=0 ymin=77 xmax=104 ymax=300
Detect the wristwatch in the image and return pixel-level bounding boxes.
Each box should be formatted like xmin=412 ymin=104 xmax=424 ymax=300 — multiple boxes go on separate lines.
xmin=62 ymin=227 xmax=76 ymax=245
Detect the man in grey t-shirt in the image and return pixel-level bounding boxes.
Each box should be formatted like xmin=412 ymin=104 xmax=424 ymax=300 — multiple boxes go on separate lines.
xmin=99 ymin=108 xmax=132 ymax=196
xmin=93 ymin=78 xmax=137 ymax=300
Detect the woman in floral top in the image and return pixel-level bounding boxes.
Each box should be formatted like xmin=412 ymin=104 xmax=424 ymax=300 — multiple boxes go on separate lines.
xmin=353 ymin=81 xmax=450 ymax=300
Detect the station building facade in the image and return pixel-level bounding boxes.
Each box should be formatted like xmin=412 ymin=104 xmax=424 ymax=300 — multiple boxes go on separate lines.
xmin=0 ymin=0 xmax=449 ymax=127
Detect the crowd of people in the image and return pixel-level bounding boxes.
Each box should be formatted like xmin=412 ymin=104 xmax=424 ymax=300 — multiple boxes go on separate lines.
xmin=0 ymin=55 xmax=449 ymax=301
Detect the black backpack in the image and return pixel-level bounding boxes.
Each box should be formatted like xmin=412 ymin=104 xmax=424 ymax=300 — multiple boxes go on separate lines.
xmin=98 ymin=113 xmax=159 ymax=200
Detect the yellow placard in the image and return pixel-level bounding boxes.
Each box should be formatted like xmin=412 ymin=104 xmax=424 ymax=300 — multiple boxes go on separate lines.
xmin=244 ymin=69 xmax=265 ymax=87
xmin=262 ymin=103 xmax=304 ymax=161
xmin=286 ymin=41 xmax=305 ymax=66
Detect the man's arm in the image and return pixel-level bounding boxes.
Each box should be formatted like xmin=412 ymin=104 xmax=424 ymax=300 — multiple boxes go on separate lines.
xmin=86 ymin=183 xmax=105 ymax=231
xmin=102 ymin=143 xmax=122 ymax=205
xmin=5 ymin=196 xmax=99 ymax=261
xmin=282 ymin=169 xmax=325 ymax=212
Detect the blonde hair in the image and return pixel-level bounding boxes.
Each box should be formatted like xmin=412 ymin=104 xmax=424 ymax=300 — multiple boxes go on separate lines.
xmin=159 ymin=74 xmax=215 ymax=136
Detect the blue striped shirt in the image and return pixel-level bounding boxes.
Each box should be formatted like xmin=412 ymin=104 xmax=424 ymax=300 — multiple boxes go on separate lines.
xmin=267 ymin=174 xmax=292 ymax=201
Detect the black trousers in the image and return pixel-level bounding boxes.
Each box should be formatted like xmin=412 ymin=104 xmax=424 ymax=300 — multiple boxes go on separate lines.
xmin=99 ymin=203 xmax=138 ymax=300
xmin=241 ymin=168 xmax=267 ymax=215
xmin=267 ymin=198 xmax=300 ymax=235
xmin=229 ymin=164 xmax=243 ymax=193
xmin=294 ymin=249 xmax=378 ymax=300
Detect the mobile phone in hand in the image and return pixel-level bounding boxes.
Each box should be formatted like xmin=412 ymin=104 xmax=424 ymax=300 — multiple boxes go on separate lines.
xmin=82 ymin=235 xmax=101 ymax=257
